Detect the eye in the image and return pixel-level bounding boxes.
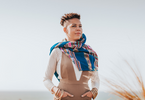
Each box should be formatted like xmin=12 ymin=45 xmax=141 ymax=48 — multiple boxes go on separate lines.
xmin=72 ymin=25 xmax=76 ymax=27
xmin=79 ymin=26 xmax=82 ymax=27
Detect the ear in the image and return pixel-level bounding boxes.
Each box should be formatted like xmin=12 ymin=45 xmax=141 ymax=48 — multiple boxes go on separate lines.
xmin=63 ymin=27 xmax=67 ymax=34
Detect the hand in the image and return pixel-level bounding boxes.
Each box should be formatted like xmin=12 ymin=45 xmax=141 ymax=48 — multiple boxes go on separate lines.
xmin=81 ymin=91 xmax=93 ymax=98
xmin=52 ymin=87 xmax=74 ymax=98
xmin=60 ymin=91 xmax=74 ymax=98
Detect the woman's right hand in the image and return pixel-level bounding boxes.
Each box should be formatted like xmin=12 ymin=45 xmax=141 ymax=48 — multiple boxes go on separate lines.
xmin=59 ymin=91 xmax=74 ymax=98
xmin=52 ymin=86 xmax=73 ymax=98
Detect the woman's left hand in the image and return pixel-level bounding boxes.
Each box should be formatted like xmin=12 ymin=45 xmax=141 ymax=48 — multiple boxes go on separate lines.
xmin=81 ymin=91 xmax=93 ymax=98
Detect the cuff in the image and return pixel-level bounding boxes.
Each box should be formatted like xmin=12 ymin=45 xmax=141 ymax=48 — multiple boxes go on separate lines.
xmin=90 ymin=88 xmax=98 ymax=99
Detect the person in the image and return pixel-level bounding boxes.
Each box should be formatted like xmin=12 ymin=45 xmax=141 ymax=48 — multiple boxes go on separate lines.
xmin=43 ymin=13 xmax=100 ymax=100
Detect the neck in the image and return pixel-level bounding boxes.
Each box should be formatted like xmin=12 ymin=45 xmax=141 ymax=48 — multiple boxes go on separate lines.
xmin=66 ymin=38 xmax=77 ymax=42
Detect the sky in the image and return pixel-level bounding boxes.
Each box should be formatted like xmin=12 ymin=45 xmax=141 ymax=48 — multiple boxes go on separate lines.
xmin=0 ymin=0 xmax=145 ymax=92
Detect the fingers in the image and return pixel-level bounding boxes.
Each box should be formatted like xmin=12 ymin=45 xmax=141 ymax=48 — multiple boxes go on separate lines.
xmin=66 ymin=92 xmax=74 ymax=97
xmin=62 ymin=91 xmax=74 ymax=98
xmin=81 ymin=91 xmax=93 ymax=97
xmin=81 ymin=92 xmax=88 ymax=97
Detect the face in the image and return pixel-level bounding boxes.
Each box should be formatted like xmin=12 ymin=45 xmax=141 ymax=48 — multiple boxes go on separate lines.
xmin=63 ymin=18 xmax=83 ymax=42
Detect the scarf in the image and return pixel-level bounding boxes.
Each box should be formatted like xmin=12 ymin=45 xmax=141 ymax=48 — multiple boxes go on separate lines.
xmin=49 ymin=33 xmax=98 ymax=81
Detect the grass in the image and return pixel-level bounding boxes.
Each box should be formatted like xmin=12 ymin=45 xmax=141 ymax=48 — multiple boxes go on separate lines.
xmin=102 ymin=59 xmax=145 ymax=100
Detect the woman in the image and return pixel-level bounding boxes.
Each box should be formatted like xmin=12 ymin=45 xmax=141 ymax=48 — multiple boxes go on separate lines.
xmin=43 ymin=13 xmax=100 ymax=100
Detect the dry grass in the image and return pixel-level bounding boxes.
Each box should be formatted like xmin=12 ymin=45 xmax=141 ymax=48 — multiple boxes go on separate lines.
xmin=103 ymin=59 xmax=145 ymax=100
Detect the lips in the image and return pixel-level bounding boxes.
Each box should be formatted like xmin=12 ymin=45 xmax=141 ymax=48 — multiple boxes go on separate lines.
xmin=75 ymin=33 xmax=81 ymax=34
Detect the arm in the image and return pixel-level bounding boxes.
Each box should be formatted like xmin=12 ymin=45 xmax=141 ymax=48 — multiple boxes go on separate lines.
xmin=43 ymin=48 xmax=74 ymax=98
xmin=90 ymin=59 xmax=100 ymax=99
xmin=91 ymin=71 xmax=100 ymax=90
xmin=43 ymin=48 xmax=59 ymax=94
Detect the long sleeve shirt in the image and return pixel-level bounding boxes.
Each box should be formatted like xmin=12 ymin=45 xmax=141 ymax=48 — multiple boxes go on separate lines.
xmin=43 ymin=48 xmax=100 ymax=93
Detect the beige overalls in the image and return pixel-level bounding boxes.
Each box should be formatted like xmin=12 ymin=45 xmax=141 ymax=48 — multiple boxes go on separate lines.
xmin=53 ymin=52 xmax=93 ymax=100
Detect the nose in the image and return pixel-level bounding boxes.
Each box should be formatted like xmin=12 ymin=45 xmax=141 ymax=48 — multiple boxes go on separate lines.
xmin=76 ymin=26 xmax=81 ymax=31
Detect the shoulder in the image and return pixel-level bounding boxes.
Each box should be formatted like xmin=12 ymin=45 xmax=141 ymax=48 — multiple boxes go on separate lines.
xmin=83 ymin=44 xmax=94 ymax=51
xmin=52 ymin=48 xmax=62 ymax=55
xmin=49 ymin=48 xmax=62 ymax=61
xmin=84 ymin=44 xmax=98 ymax=58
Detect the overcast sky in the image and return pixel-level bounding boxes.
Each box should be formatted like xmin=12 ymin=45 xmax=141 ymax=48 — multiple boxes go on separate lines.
xmin=0 ymin=0 xmax=145 ymax=91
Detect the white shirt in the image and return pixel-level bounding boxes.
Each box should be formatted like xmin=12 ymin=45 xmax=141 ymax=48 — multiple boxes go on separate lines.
xmin=43 ymin=48 xmax=100 ymax=93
